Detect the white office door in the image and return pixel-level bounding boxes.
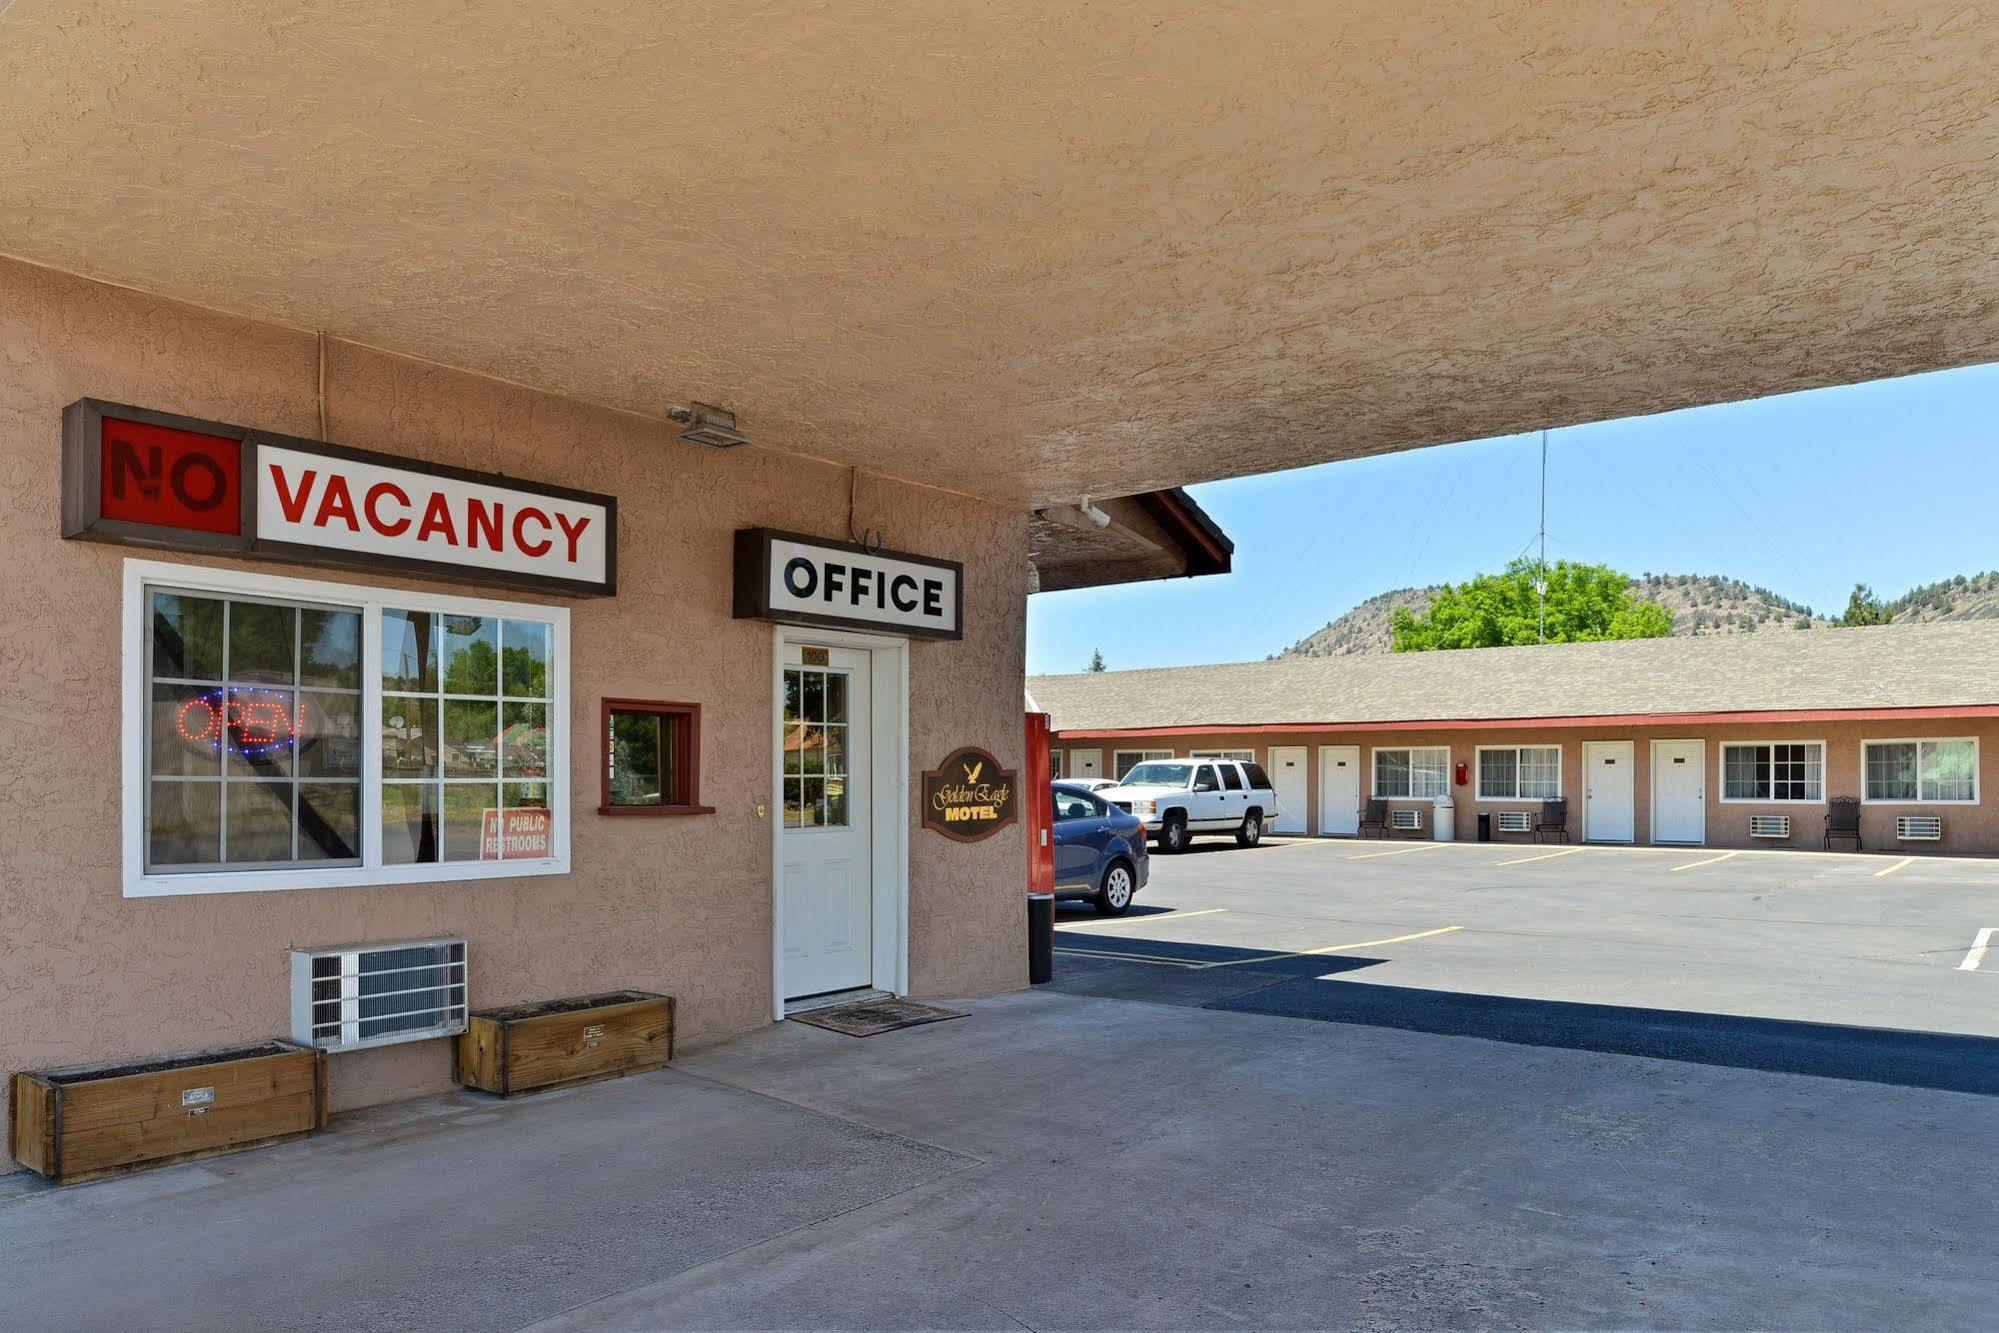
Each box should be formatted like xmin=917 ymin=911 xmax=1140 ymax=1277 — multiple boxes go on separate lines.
xmin=1268 ymin=746 xmax=1307 ymax=834
xmin=1583 ymin=741 xmax=1636 ymax=843
xmin=1069 ymin=748 xmax=1102 ymax=780
xmin=1652 ymin=740 xmax=1705 ymax=844
xmin=781 ymin=644 xmax=874 ymax=1000
xmin=1319 ymin=746 xmax=1361 ymax=836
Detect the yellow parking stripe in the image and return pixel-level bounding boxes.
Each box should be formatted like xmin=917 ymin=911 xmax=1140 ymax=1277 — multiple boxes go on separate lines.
xmin=1056 ymin=908 xmax=1227 ymax=932
xmin=1874 ymin=857 xmax=1914 ymax=879
xmin=1203 ymin=925 xmax=1464 ymax=970
xmin=1347 ymin=842 xmax=1448 ymax=860
xmin=1495 ymin=848 xmax=1583 ymax=867
xmin=1669 ymin=850 xmax=1740 ymax=873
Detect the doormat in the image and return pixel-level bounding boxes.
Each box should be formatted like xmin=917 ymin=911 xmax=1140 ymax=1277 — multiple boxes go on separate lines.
xmin=789 ymin=998 xmax=968 ymax=1038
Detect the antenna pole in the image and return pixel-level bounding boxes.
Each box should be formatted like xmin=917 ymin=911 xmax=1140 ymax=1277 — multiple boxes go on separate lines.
xmin=1538 ymin=429 xmax=1548 ymax=644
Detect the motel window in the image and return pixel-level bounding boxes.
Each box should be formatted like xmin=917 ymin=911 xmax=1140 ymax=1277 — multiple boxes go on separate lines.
xmin=1190 ymin=748 xmax=1255 ymax=764
xmin=1721 ymin=742 xmax=1824 ymax=803
xmin=1115 ymin=749 xmax=1172 ymax=779
xmin=1050 ymin=750 xmax=1063 ymax=779
xmin=1863 ymin=739 xmax=1977 ymax=804
xmin=1375 ymin=746 xmax=1449 ymax=799
xmin=1477 ymin=746 xmax=1561 ymax=801
xmin=131 ymin=563 xmax=567 ymax=897
xmin=601 ymin=700 xmax=709 ymax=815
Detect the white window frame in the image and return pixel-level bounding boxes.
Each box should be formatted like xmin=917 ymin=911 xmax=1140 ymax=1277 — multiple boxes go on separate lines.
xmin=1860 ymin=737 xmax=1980 ymax=805
xmin=1473 ymin=744 xmax=1563 ymax=802
xmin=1717 ymin=739 xmax=1826 ymax=805
xmin=123 ymin=558 xmax=571 ymax=898
xmin=1372 ymin=745 xmax=1450 ymax=800
xmin=1189 ymin=748 xmax=1255 ymax=763
xmin=1113 ymin=749 xmax=1173 ymax=780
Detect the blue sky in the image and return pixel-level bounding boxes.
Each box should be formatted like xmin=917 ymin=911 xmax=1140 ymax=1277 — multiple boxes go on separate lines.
xmin=1028 ymin=362 xmax=1999 ymax=676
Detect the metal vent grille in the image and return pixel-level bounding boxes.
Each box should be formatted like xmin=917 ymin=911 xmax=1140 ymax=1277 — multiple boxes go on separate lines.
xmin=290 ymin=939 xmax=467 ymax=1053
xmin=1896 ymin=814 xmax=1944 ymax=842
xmin=1748 ymin=814 xmax=1791 ymax=839
xmin=1390 ymin=808 xmax=1424 ymax=831
xmin=1495 ymin=811 xmax=1534 ymax=834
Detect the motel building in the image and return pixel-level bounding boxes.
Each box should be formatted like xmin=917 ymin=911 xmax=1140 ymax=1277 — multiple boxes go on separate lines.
xmin=0 ymin=259 xmax=1231 ymax=1174
xmin=1034 ymin=624 xmax=1999 ymax=853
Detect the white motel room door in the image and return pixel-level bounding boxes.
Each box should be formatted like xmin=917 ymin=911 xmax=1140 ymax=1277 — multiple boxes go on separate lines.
xmin=1652 ymin=740 xmax=1706 ymax=844
xmin=1583 ymin=740 xmax=1637 ymax=843
xmin=1068 ymin=748 xmax=1103 ymax=780
xmin=781 ymin=643 xmax=874 ymax=1000
xmin=1268 ymin=746 xmax=1308 ymax=834
xmin=1319 ymin=746 xmax=1361 ymax=836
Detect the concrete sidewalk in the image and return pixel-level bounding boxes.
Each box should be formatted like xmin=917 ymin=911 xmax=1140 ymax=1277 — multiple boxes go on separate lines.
xmin=3 ymin=987 xmax=1995 ymax=1330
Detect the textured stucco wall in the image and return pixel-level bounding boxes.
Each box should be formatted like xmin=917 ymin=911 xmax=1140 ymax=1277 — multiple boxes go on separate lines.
xmin=0 ymin=259 xmax=1028 ymax=1167
xmin=1063 ymin=720 xmax=1999 ymax=852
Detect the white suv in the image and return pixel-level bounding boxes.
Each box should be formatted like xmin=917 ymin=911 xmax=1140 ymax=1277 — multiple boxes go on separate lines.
xmin=1100 ymin=758 xmax=1280 ymax=852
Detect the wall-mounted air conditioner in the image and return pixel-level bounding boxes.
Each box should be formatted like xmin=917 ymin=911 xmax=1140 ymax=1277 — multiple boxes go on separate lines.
xmin=290 ymin=939 xmax=468 ymax=1053
xmin=1895 ymin=814 xmax=1944 ymax=842
xmin=1495 ymin=811 xmax=1534 ymax=834
xmin=1748 ymin=814 xmax=1791 ymax=839
xmin=1390 ymin=808 xmax=1424 ymax=831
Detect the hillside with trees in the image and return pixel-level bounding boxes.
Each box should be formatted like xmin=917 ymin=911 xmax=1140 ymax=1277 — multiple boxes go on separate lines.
xmin=1277 ymin=571 xmax=1996 ymax=659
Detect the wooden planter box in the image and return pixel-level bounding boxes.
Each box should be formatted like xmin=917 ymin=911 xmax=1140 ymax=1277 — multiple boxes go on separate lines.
xmin=455 ymin=991 xmax=674 ymax=1097
xmin=10 ymin=1041 xmax=327 ymax=1185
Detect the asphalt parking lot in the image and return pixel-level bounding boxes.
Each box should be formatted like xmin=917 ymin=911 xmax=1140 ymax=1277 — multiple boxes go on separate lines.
xmin=1054 ymin=837 xmax=1999 ymax=1091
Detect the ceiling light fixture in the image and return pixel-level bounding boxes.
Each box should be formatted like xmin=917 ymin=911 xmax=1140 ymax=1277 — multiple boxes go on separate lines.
xmin=665 ymin=402 xmax=750 ymax=449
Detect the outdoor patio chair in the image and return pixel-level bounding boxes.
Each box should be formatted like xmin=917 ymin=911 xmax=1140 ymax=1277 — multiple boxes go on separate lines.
xmin=1825 ymin=796 xmax=1863 ymax=851
xmin=1358 ymin=798 xmax=1389 ymax=838
xmin=1535 ymin=798 xmax=1570 ymax=843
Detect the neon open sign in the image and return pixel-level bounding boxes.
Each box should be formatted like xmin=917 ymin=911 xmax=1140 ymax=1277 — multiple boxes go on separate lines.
xmin=175 ymin=688 xmax=298 ymax=757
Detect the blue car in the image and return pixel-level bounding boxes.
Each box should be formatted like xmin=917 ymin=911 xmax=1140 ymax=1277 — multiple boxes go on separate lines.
xmin=1052 ymin=781 xmax=1150 ymax=914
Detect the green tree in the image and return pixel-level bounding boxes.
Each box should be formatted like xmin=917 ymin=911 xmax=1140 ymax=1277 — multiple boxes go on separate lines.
xmin=1841 ymin=583 xmax=1890 ymax=627
xmin=1389 ymin=559 xmax=1672 ymax=652
xmin=1087 ymin=648 xmax=1107 ymax=673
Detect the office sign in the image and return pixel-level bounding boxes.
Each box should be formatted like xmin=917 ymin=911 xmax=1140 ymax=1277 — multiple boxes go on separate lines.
xmin=733 ymin=528 xmax=962 ymax=639
xmin=921 ymin=746 xmax=1018 ymax=843
xmin=62 ymin=398 xmax=616 ymax=595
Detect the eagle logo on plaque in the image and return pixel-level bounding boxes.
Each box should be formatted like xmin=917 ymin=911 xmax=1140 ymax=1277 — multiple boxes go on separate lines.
xmin=921 ymin=746 xmax=1018 ymax=843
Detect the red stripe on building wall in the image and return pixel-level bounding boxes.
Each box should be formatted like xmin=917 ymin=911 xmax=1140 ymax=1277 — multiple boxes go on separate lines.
xmin=1053 ymin=704 xmax=1999 ymax=741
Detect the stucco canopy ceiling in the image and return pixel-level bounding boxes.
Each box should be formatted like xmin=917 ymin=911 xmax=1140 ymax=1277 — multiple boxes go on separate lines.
xmin=2 ymin=3 xmax=1993 ymax=508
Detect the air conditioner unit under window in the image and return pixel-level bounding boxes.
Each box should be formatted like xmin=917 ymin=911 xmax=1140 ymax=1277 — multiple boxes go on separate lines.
xmin=1390 ymin=808 xmax=1424 ymax=831
xmin=1748 ymin=814 xmax=1791 ymax=839
xmin=1896 ymin=814 xmax=1943 ymax=842
xmin=1495 ymin=811 xmax=1534 ymax=834
xmin=290 ymin=939 xmax=468 ymax=1053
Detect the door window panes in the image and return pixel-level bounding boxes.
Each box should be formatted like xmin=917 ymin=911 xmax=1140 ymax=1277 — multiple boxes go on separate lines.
xmin=783 ymin=665 xmax=852 ymax=828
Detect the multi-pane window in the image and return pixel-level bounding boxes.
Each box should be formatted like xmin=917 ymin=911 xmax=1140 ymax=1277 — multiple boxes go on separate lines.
xmin=1190 ymin=749 xmax=1255 ymax=763
xmin=380 ymin=610 xmax=551 ymax=862
xmin=1478 ymin=746 xmax=1561 ymax=800
xmin=783 ymin=665 xmax=850 ymax=828
xmin=148 ymin=590 xmax=363 ymax=870
xmin=1721 ymin=742 xmax=1824 ymax=802
xmin=1864 ymin=740 xmax=1977 ymax=803
xmin=1375 ymin=747 xmax=1450 ymax=799
xmin=1115 ymin=750 xmax=1172 ymax=779
xmin=133 ymin=566 xmax=566 ymax=896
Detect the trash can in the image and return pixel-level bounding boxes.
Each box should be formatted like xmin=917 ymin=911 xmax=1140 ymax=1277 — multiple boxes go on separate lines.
xmin=1477 ymin=811 xmax=1492 ymax=842
xmin=1433 ymin=793 xmax=1456 ymax=842
xmin=1027 ymin=893 xmax=1054 ymax=984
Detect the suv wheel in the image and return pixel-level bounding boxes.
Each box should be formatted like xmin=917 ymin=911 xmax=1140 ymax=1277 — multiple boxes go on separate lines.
xmin=1236 ymin=811 xmax=1263 ymax=847
xmin=1158 ymin=812 xmax=1190 ymax=854
xmin=1095 ymin=861 xmax=1135 ymax=915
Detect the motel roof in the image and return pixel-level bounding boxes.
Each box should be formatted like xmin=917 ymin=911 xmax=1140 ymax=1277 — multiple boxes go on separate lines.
xmin=1028 ymin=621 xmax=1999 ymax=736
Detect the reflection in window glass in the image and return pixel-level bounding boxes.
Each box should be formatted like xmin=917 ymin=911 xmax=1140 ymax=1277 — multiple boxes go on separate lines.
xmin=781 ymin=666 xmax=850 ymax=828
xmin=146 ymin=591 xmax=360 ymax=871
xmin=383 ymin=609 xmax=555 ymax=862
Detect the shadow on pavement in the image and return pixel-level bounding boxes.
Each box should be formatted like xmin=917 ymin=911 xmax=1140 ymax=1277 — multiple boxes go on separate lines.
xmin=1207 ymin=979 xmax=1999 ymax=1096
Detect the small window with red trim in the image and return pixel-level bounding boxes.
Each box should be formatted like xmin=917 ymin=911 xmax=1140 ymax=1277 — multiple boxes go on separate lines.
xmin=601 ymin=699 xmax=712 ymax=815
